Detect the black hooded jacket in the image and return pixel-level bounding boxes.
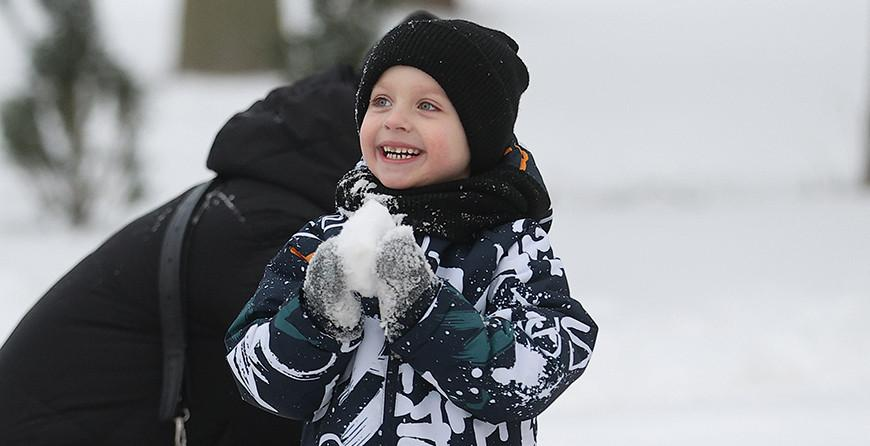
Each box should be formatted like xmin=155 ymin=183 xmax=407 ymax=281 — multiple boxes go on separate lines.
xmin=0 ymin=65 xmax=361 ymax=445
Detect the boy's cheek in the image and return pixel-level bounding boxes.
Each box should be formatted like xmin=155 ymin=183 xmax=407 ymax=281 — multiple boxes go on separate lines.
xmin=358 ymin=118 xmax=378 ymax=153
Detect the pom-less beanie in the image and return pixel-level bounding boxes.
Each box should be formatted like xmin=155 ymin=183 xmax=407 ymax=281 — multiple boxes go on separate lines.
xmin=356 ymin=16 xmax=530 ymax=174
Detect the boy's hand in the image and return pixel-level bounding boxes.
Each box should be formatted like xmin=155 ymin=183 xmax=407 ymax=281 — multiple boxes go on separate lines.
xmin=375 ymin=226 xmax=438 ymax=341
xmin=301 ymin=238 xmax=362 ymax=341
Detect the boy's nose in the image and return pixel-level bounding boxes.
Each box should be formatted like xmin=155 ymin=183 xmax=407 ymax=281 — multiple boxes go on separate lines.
xmin=383 ymin=109 xmax=410 ymax=131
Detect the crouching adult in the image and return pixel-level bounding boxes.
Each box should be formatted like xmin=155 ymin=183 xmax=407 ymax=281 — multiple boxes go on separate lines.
xmin=0 ymin=65 xmax=361 ymax=445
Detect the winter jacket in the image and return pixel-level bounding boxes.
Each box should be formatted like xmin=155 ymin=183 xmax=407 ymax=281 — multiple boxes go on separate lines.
xmin=226 ymin=149 xmax=598 ymax=445
xmin=0 ymin=65 xmax=361 ymax=445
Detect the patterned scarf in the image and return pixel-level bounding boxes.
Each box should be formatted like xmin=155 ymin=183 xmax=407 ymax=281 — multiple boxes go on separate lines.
xmin=335 ymin=163 xmax=550 ymax=242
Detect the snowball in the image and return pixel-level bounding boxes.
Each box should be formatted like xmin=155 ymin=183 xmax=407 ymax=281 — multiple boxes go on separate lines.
xmin=334 ymin=199 xmax=398 ymax=296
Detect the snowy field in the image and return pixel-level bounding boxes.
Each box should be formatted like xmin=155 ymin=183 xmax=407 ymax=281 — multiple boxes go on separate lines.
xmin=1 ymin=0 xmax=869 ymax=444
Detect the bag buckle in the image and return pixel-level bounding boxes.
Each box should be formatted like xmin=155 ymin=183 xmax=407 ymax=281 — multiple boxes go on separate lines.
xmin=173 ymin=407 xmax=190 ymax=446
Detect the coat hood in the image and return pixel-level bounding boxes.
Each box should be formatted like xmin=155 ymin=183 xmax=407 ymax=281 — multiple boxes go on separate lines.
xmin=207 ymin=65 xmax=362 ymax=211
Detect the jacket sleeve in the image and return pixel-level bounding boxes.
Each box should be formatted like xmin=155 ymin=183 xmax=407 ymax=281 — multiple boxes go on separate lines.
xmin=225 ymin=216 xmax=360 ymax=420
xmin=389 ymin=218 xmax=598 ymax=423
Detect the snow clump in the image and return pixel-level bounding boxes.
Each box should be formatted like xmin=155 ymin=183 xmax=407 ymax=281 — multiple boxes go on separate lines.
xmin=334 ymin=199 xmax=400 ymax=297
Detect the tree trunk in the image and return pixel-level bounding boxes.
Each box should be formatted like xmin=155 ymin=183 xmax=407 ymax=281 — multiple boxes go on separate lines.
xmin=180 ymin=0 xmax=283 ymax=73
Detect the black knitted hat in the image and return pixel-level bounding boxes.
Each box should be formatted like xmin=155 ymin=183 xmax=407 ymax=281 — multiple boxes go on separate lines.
xmin=356 ymin=15 xmax=529 ymax=174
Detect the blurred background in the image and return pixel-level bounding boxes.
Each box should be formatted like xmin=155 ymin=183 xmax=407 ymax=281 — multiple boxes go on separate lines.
xmin=0 ymin=0 xmax=868 ymax=444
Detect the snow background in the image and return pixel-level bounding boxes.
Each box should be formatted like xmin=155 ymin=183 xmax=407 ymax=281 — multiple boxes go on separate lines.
xmin=1 ymin=0 xmax=869 ymax=444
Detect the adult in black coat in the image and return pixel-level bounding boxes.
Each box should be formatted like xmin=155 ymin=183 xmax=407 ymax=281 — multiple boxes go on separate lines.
xmin=0 ymin=65 xmax=361 ymax=445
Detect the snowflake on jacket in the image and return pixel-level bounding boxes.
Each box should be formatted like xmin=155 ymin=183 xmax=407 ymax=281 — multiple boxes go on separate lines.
xmin=225 ymin=148 xmax=598 ymax=446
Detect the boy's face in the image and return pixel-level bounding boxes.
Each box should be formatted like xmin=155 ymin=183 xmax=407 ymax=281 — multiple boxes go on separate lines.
xmin=359 ymin=65 xmax=471 ymax=190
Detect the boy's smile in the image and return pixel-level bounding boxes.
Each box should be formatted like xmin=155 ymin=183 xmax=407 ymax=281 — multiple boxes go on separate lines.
xmin=359 ymin=65 xmax=471 ymax=190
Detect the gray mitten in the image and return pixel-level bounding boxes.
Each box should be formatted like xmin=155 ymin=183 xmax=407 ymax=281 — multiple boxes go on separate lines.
xmin=301 ymin=238 xmax=362 ymax=340
xmin=375 ymin=226 xmax=438 ymax=341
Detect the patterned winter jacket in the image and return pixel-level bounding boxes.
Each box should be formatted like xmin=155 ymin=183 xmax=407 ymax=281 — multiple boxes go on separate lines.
xmin=226 ymin=156 xmax=598 ymax=446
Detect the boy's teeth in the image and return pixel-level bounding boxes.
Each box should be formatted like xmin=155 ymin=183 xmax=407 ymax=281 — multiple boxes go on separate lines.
xmin=381 ymin=145 xmax=420 ymax=160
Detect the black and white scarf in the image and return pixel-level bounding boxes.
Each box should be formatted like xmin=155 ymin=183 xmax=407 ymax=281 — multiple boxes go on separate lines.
xmin=335 ymin=163 xmax=550 ymax=242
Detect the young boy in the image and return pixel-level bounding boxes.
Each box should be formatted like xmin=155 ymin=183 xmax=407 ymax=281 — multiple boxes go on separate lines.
xmin=226 ymin=14 xmax=597 ymax=446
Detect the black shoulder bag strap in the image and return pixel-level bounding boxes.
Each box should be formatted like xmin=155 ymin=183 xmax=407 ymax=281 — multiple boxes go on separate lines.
xmin=158 ymin=180 xmax=213 ymax=445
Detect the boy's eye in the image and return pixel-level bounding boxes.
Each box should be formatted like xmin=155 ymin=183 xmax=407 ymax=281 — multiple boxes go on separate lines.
xmin=372 ymin=96 xmax=392 ymax=108
xmin=418 ymin=101 xmax=438 ymax=112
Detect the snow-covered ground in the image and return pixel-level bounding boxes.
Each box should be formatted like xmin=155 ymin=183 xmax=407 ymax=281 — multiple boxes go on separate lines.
xmin=1 ymin=0 xmax=869 ymax=444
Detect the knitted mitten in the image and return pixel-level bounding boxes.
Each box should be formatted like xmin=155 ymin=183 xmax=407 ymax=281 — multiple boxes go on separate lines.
xmin=301 ymin=238 xmax=362 ymax=341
